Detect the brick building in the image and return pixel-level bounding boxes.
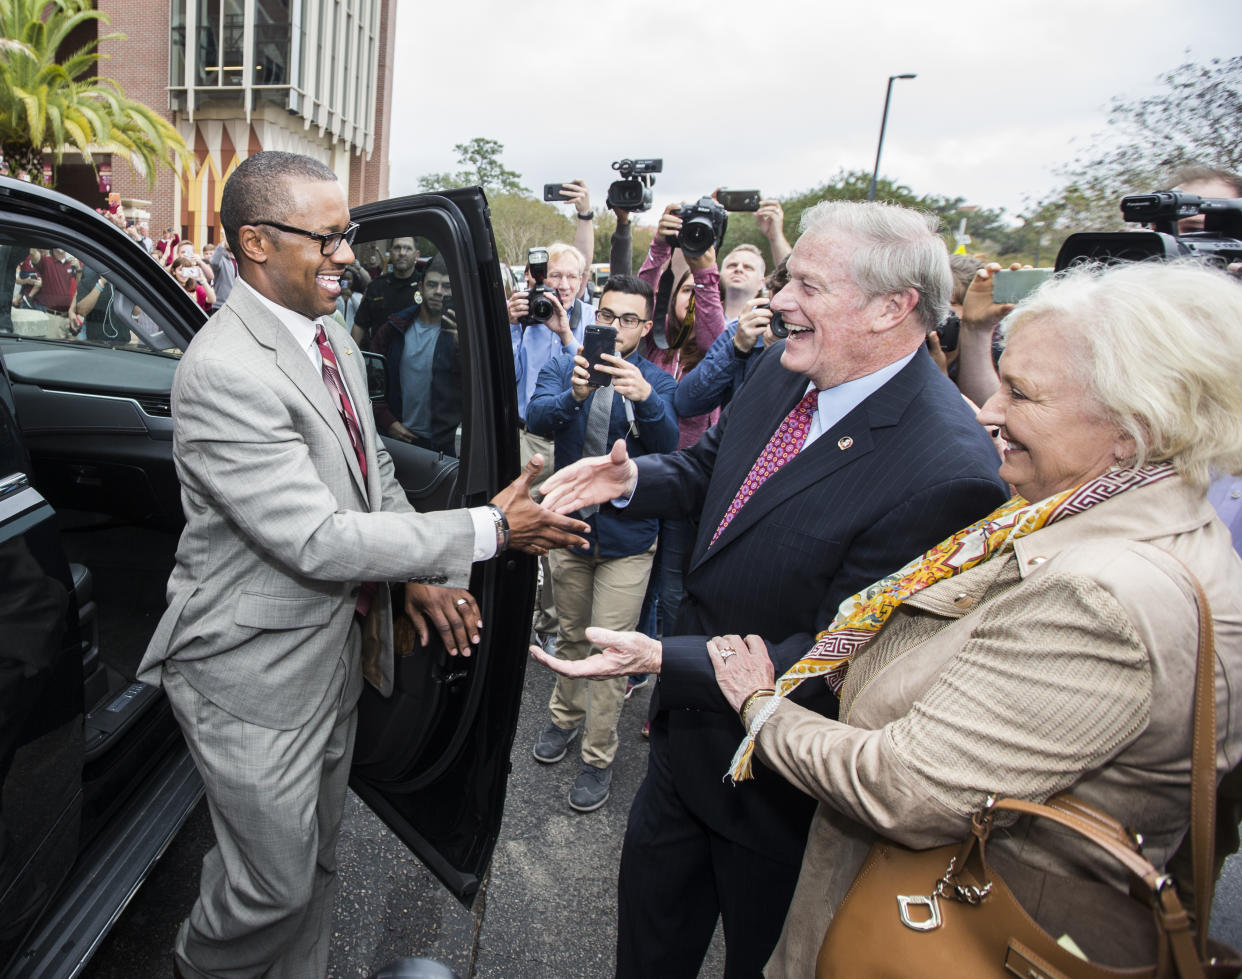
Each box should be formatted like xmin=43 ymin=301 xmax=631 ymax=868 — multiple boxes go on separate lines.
xmin=92 ymin=0 xmax=397 ymax=246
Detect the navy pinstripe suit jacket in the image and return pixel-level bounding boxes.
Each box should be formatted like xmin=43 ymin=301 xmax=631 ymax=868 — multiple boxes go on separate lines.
xmin=627 ymin=343 xmax=1010 ymax=862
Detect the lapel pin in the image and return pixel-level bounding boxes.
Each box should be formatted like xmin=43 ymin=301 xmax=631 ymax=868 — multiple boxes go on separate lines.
xmin=344 ymin=348 xmax=354 ymax=356
xmin=837 ymin=436 xmax=854 ymax=451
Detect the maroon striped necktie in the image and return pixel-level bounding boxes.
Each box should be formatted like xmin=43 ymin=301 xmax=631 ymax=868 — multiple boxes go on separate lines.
xmin=314 ymin=323 xmax=376 ymax=615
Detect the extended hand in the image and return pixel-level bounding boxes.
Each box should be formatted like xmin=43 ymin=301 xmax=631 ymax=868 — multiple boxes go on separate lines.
xmin=405 ymin=583 xmax=481 ymax=657
xmin=530 ymin=627 xmax=662 ymax=677
xmin=491 ymin=455 xmax=590 ymax=554
xmin=538 ymin=439 xmax=637 ymax=514
xmin=706 ymin=634 xmax=775 ymax=713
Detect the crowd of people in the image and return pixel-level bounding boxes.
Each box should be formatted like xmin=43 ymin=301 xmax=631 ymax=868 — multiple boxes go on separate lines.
xmin=129 ymin=150 xmax=1242 ymax=979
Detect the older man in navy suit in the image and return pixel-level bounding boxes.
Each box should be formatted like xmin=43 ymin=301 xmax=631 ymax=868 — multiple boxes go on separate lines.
xmin=537 ymin=201 xmax=1010 ymax=978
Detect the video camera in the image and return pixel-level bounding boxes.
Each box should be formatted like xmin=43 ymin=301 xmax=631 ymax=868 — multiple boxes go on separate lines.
xmin=606 ymin=158 xmax=662 ymax=213
xmin=665 ymin=196 xmax=728 ymax=259
xmin=1056 ymin=191 xmax=1242 ymax=270
xmin=521 ymin=247 xmax=557 ymax=326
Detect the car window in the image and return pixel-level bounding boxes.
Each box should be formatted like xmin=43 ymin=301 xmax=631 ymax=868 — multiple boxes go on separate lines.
xmin=349 ymin=234 xmax=463 ymax=458
xmin=1 ymin=239 xmax=181 ymax=356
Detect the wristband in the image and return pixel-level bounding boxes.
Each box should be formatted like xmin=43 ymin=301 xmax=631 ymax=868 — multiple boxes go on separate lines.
xmin=732 ymin=339 xmax=753 ymax=359
xmin=487 ymin=503 xmax=511 ymax=553
xmin=577 ymin=210 xmax=594 ymax=221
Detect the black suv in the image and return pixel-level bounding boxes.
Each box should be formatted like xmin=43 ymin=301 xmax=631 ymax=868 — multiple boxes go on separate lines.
xmin=0 ymin=177 xmax=535 ymax=978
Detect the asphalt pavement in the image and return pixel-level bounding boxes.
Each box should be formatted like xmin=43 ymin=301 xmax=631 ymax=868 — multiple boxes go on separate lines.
xmin=82 ymin=657 xmax=725 ymax=979
xmin=82 ymin=656 xmax=1241 ymax=978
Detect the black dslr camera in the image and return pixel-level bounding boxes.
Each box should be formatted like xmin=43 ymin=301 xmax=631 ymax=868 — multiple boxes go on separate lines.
xmin=606 ymin=158 xmax=662 ymax=213
xmin=521 ymin=247 xmax=557 ymax=326
xmin=1055 ymin=191 xmax=1242 ymax=270
xmin=665 ymin=196 xmax=728 ymax=258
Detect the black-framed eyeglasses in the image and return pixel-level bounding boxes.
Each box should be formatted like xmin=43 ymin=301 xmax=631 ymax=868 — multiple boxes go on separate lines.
xmin=595 ymin=308 xmax=650 ymax=329
xmin=250 ymin=219 xmax=360 ymax=256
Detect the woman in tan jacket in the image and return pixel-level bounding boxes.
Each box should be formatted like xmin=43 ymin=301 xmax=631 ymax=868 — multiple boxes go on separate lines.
xmin=700 ymin=259 xmax=1242 ymax=974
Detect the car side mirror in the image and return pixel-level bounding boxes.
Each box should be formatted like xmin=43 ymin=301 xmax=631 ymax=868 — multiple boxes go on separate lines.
xmin=362 ymin=351 xmax=387 ymax=402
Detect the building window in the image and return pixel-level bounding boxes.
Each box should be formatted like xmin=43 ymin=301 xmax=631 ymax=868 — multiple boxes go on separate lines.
xmin=254 ymin=0 xmax=291 ymax=86
xmin=197 ymin=0 xmax=246 ymax=87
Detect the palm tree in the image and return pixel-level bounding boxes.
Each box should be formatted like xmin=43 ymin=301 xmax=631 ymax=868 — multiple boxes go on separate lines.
xmin=0 ymin=0 xmax=190 ymax=187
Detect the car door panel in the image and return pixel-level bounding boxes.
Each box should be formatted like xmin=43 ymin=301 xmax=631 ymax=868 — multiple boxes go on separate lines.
xmin=346 ymin=190 xmax=536 ymax=904
xmin=0 ymin=376 xmax=84 ymax=966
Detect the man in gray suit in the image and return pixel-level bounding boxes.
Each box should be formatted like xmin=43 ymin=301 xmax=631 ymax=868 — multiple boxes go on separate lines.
xmin=137 ymin=152 xmax=588 ymax=979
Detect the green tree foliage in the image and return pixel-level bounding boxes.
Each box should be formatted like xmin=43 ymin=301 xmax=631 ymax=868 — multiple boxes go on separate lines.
xmin=718 ymin=169 xmax=1010 ymax=264
xmin=489 ymin=192 xmax=575 ymax=266
xmin=0 ymin=0 xmax=189 ymax=187
xmin=1007 ymin=56 xmax=1242 ymax=264
xmin=417 ymin=137 xmax=529 ymax=195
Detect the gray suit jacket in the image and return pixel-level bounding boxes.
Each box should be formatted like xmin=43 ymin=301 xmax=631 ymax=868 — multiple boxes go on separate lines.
xmin=137 ymin=283 xmax=475 ymax=729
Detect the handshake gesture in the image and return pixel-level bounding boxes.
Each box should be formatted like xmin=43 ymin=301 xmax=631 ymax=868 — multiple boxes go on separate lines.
xmin=490 ymin=453 xmax=592 ymax=556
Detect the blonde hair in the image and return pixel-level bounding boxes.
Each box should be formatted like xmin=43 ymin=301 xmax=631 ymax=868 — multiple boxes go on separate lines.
xmin=1004 ymin=260 xmax=1242 ymax=488
xmin=546 ymin=241 xmax=587 ymax=274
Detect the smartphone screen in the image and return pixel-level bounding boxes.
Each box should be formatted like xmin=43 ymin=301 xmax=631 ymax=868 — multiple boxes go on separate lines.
xmin=582 ymin=325 xmax=617 ymax=387
xmin=717 ymin=190 xmax=761 ymax=212
xmin=991 ymin=268 xmax=1054 ymax=304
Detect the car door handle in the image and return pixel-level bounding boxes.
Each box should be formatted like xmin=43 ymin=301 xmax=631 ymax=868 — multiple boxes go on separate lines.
xmin=0 ymin=471 xmax=30 ymax=499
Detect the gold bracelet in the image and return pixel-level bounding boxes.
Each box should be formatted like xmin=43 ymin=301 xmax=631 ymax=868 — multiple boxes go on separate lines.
xmin=739 ymin=687 xmax=775 ymax=720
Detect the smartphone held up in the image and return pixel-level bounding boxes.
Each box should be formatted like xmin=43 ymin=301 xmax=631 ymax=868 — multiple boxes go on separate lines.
xmin=582 ymin=324 xmax=618 ymax=387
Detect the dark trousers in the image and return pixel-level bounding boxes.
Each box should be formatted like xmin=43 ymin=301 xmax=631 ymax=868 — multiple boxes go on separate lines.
xmin=615 ymin=723 xmax=803 ymax=978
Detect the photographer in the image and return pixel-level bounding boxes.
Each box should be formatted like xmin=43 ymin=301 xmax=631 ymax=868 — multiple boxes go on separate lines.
xmin=634 ymin=204 xmax=729 ymax=641
xmin=509 ymin=242 xmax=596 ymax=639
xmin=175 ymin=240 xmax=215 ymax=285
xmin=367 ymin=255 xmax=461 ymax=457
xmin=638 ymin=203 xmax=728 ymax=445
xmin=675 ymin=258 xmax=789 ymax=419
xmin=170 ymin=255 xmax=216 ymax=313
xmin=525 ymin=274 xmax=678 ymax=812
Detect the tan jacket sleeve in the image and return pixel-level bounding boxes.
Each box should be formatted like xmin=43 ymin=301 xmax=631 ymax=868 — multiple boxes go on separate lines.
xmin=753 ymin=569 xmax=1153 ymax=849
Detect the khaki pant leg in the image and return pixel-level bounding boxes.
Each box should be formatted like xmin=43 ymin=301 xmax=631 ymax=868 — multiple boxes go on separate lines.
xmin=547 ymin=547 xmax=593 ymax=732
xmin=578 ymin=546 xmax=655 ymax=767
xmin=520 ymin=428 xmax=558 ymax=632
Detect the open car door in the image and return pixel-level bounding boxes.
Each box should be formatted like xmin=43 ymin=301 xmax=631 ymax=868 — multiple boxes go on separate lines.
xmin=345 ymin=189 xmax=537 ymax=906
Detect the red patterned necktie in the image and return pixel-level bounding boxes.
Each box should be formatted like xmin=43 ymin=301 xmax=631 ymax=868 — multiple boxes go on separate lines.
xmin=314 ymin=323 xmax=375 ymax=615
xmin=709 ymin=387 xmax=819 ymax=547
xmin=314 ymin=323 xmax=367 ymax=479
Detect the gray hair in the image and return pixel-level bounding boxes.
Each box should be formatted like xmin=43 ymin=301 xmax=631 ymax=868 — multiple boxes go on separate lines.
xmin=798 ymin=200 xmax=952 ymax=331
xmin=1004 ymin=260 xmax=1242 ymax=488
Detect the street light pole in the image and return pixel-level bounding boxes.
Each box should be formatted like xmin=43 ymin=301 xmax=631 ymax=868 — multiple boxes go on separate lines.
xmin=867 ymin=73 xmax=916 ymax=202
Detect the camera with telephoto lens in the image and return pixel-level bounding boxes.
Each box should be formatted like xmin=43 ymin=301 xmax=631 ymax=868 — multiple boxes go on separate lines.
xmin=665 ymin=196 xmax=729 ymax=259
xmin=521 ymin=247 xmax=557 ymax=326
xmin=606 ymin=158 xmax=662 ymax=213
xmin=1055 ymin=191 xmax=1242 ymax=270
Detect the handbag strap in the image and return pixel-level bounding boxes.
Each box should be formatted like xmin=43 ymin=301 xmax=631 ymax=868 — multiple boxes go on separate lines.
xmin=1184 ymin=571 xmax=1216 ymax=959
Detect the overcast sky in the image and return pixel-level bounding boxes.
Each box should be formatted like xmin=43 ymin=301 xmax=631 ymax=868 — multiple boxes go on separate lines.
xmin=389 ymin=0 xmax=1241 ymax=226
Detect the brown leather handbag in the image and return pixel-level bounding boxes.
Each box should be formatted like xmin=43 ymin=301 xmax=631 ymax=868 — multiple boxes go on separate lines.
xmin=816 ymin=575 xmax=1242 ymax=979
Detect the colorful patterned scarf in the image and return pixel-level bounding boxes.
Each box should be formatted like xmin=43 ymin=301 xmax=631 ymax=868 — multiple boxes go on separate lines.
xmin=727 ymin=463 xmax=1177 ymax=782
